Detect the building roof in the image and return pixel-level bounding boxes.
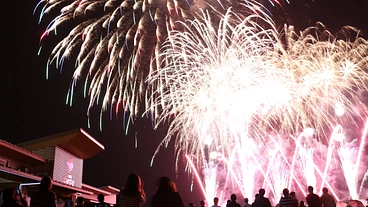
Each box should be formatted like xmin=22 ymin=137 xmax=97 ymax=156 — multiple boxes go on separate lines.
xmin=17 ymin=129 xmax=105 ymax=159
xmin=0 ymin=131 xmax=118 ymax=205
xmin=0 ymin=165 xmax=42 ymax=184
xmin=0 ymin=139 xmax=47 ymax=167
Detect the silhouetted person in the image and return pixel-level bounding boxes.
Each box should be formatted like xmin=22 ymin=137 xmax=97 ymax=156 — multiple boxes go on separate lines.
xmin=320 ymin=188 xmax=336 ymax=207
xmin=95 ymin=194 xmax=109 ymax=207
xmin=200 ymin=200 xmax=205 ymax=207
xmin=243 ymin=198 xmax=251 ymax=207
xmin=15 ymin=188 xmax=27 ymax=207
xmin=226 ymin=194 xmax=241 ymax=207
xmin=253 ymin=189 xmax=272 ymax=207
xmin=117 ymin=173 xmax=146 ymax=207
xmin=279 ymin=188 xmax=294 ymax=207
xmin=1 ymin=188 xmax=25 ymax=207
xmin=75 ymin=197 xmax=84 ymax=207
xmin=299 ymin=201 xmax=305 ymax=207
xmin=189 ymin=203 xmax=196 ymax=207
xmin=151 ymin=176 xmax=185 ymax=207
xmin=306 ymin=186 xmax=321 ymax=207
xmin=212 ymin=197 xmax=220 ymax=207
xmin=290 ymin=192 xmax=298 ymax=207
xmin=30 ymin=176 xmax=57 ymax=207
xmin=251 ymin=194 xmax=259 ymax=207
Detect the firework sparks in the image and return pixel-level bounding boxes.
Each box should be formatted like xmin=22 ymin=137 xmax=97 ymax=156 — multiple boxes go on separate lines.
xmin=148 ymin=4 xmax=368 ymax=204
xmin=35 ymin=0 xmax=368 ymax=204
xmin=36 ymin=0 xmax=279 ymax=127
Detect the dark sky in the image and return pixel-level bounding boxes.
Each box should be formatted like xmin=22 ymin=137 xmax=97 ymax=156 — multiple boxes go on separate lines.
xmin=2 ymin=0 xmax=368 ymax=206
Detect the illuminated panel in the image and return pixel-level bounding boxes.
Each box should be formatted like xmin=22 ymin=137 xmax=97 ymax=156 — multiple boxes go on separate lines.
xmin=53 ymin=147 xmax=83 ymax=188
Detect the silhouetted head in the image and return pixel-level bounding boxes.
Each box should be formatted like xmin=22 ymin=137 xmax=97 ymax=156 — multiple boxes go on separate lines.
xmin=322 ymin=187 xmax=328 ymax=194
xmin=123 ymin=173 xmax=142 ymax=196
xmin=283 ymin=188 xmax=290 ymax=197
xmin=231 ymin=194 xmax=237 ymax=201
xmin=97 ymin=193 xmax=104 ymax=202
xmin=259 ymin=188 xmax=265 ymax=196
xmin=214 ymin=197 xmax=219 ymax=204
xmin=308 ymin=186 xmax=314 ymax=194
xmin=126 ymin=173 xmax=140 ymax=187
xmin=76 ymin=197 xmax=84 ymax=205
xmin=244 ymin=198 xmax=249 ymax=203
xmin=156 ymin=176 xmax=177 ymax=194
xmin=40 ymin=175 xmax=52 ymax=190
xmin=255 ymin=193 xmax=260 ymax=199
xmin=290 ymin=192 xmax=296 ymax=198
xmin=158 ymin=176 xmax=171 ymax=187
xmin=200 ymin=200 xmax=205 ymax=206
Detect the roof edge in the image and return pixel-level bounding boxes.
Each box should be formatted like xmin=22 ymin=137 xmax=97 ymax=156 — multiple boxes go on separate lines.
xmin=17 ymin=129 xmax=81 ymax=147
xmin=0 ymin=139 xmax=47 ymax=164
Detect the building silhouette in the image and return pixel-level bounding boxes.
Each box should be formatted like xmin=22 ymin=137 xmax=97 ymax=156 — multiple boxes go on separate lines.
xmin=0 ymin=128 xmax=118 ymax=206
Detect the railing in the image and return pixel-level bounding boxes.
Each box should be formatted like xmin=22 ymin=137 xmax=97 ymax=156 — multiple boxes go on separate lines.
xmin=0 ymin=156 xmax=9 ymax=167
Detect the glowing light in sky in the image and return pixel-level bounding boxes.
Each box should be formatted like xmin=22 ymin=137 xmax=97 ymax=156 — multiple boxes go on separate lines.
xmin=148 ymin=4 xmax=368 ymax=205
xmin=35 ymin=0 xmax=368 ymax=205
xmin=35 ymin=0 xmax=277 ymax=126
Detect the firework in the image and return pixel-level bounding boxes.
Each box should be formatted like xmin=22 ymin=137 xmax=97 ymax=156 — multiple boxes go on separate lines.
xmin=36 ymin=0 xmax=281 ymax=127
xmin=35 ymin=0 xmax=368 ymax=205
xmin=148 ymin=5 xmax=368 ymax=205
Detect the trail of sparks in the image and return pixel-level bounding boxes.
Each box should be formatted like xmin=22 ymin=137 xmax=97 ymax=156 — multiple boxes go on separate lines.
xmin=148 ymin=4 xmax=368 ymax=204
xmin=35 ymin=0 xmax=368 ymax=204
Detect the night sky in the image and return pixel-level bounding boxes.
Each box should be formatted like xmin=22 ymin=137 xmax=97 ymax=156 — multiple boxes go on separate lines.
xmin=2 ymin=0 xmax=368 ymax=206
